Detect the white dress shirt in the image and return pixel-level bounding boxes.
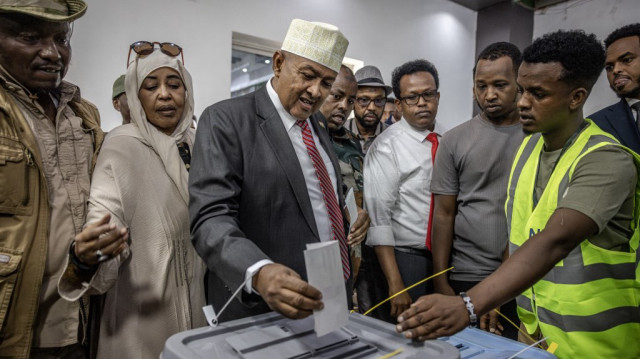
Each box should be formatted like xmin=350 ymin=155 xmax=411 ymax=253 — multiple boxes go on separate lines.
xmin=245 ymin=80 xmax=339 ymax=292
xmin=364 ymin=118 xmax=446 ymax=249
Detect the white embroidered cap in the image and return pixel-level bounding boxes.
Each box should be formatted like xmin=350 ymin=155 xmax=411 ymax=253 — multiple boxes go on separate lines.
xmin=281 ymin=19 xmax=349 ymax=73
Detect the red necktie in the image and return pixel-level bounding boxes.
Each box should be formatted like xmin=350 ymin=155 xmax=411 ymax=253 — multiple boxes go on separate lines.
xmin=297 ymin=120 xmax=350 ymax=280
xmin=425 ymin=133 xmax=439 ymax=251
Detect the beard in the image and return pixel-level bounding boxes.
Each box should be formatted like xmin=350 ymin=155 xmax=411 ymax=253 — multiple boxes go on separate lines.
xmin=355 ymin=112 xmax=381 ymax=129
xmin=616 ymin=83 xmax=640 ymax=99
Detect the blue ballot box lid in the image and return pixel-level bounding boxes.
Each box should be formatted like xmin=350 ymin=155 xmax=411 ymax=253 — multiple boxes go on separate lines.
xmin=162 ymin=312 xmax=556 ymax=359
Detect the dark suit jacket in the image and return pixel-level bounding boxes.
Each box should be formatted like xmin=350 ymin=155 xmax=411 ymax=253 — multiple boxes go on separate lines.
xmin=189 ymin=85 xmax=348 ymax=322
xmin=590 ymin=99 xmax=640 ymax=154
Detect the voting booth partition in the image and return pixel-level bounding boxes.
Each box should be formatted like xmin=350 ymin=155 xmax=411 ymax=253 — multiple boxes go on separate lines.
xmin=162 ymin=312 xmax=556 ymax=358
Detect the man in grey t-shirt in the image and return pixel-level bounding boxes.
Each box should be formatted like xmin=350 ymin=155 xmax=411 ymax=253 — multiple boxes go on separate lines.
xmin=430 ymin=42 xmax=524 ymax=339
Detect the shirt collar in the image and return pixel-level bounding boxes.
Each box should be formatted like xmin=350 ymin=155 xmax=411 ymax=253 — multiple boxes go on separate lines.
xmin=627 ymin=97 xmax=640 ymax=108
xmin=0 ymin=70 xmax=78 ymax=104
xmin=398 ymin=117 xmax=442 ymax=142
xmin=266 ymin=77 xmax=303 ymax=132
xmin=348 ymin=117 xmax=385 ymax=137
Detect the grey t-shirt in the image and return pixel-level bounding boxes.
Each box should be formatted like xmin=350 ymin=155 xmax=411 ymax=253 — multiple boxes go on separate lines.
xmin=431 ymin=114 xmax=525 ymax=281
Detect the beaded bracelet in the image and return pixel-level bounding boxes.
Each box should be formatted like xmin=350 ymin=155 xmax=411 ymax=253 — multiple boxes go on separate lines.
xmin=459 ymin=291 xmax=478 ymax=328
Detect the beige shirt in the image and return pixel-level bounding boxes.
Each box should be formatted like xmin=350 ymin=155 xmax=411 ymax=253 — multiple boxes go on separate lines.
xmin=345 ymin=117 xmax=388 ymax=154
xmin=8 ymin=83 xmax=93 ymax=347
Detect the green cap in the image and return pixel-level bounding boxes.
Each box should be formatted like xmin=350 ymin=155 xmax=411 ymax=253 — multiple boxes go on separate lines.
xmin=112 ymin=74 xmax=125 ymax=99
xmin=0 ymin=0 xmax=87 ymax=22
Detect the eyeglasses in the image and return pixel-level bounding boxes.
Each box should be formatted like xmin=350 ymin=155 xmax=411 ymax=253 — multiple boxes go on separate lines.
xmin=356 ymin=97 xmax=386 ymax=108
xmin=400 ymin=91 xmax=438 ymax=105
xmin=126 ymin=41 xmax=184 ymax=67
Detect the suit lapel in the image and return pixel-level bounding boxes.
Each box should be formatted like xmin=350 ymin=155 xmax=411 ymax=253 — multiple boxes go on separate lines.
xmin=607 ymin=99 xmax=640 ymax=152
xmin=255 ymin=86 xmax=320 ymax=240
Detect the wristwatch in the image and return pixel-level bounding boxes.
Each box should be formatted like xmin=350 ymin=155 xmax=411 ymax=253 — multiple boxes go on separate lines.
xmin=459 ymin=292 xmax=478 ymax=328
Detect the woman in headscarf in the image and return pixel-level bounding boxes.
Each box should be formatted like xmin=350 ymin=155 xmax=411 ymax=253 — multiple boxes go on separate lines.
xmin=58 ymin=44 xmax=205 ymax=358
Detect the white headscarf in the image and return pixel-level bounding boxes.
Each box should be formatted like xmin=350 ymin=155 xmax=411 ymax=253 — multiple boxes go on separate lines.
xmin=124 ymin=50 xmax=195 ymax=205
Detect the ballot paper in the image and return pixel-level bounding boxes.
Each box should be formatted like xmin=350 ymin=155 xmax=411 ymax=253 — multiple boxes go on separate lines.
xmin=344 ymin=188 xmax=358 ymax=228
xmin=303 ymin=241 xmax=348 ymax=337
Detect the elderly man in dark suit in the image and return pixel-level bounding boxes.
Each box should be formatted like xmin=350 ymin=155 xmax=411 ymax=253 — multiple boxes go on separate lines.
xmin=590 ymin=23 xmax=640 ymax=153
xmin=190 ymin=19 xmax=365 ymax=322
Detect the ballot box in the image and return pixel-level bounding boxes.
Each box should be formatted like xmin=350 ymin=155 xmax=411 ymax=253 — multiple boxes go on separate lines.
xmin=162 ymin=312 xmax=556 ymax=359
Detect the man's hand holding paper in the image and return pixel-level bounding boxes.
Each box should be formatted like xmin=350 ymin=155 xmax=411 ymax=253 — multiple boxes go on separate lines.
xmin=253 ymin=263 xmax=324 ymax=319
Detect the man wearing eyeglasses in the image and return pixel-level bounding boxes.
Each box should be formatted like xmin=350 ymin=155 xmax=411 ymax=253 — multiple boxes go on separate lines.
xmin=364 ymin=59 xmax=446 ymax=321
xmin=0 ymin=1 xmax=128 ymax=358
xmin=344 ymin=65 xmax=390 ymax=154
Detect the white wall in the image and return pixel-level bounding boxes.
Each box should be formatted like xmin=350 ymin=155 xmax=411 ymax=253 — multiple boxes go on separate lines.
xmin=533 ymin=0 xmax=639 ymax=116
xmin=66 ymin=0 xmax=477 ymax=131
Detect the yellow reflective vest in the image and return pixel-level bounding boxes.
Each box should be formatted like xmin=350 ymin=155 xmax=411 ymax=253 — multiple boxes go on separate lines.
xmin=505 ymin=119 xmax=640 ymax=359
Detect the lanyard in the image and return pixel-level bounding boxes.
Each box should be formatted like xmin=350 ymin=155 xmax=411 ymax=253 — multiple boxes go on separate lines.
xmin=532 ymin=120 xmax=589 ymax=208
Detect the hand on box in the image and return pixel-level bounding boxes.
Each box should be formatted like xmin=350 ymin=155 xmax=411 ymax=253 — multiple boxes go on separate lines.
xmin=395 ymin=294 xmax=469 ymax=341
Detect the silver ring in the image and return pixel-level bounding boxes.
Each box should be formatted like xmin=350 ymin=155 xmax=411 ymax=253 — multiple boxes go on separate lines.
xmin=96 ymin=249 xmax=108 ymax=262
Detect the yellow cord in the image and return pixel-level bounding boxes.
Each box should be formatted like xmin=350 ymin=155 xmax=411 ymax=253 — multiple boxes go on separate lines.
xmin=378 ymin=348 xmax=404 ymax=359
xmin=362 ymin=267 xmax=454 ymax=316
xmin=493 ymin=309 xmax=544 ymax=349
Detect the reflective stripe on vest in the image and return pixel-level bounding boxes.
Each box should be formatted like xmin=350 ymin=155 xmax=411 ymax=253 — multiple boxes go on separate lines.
xmin=506 ymin=133 xmax=541 ymax=239
xmin=505 ymin=120 xmax=640 ymax=358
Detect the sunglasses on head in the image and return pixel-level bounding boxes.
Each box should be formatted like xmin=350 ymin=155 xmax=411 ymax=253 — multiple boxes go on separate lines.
xmin=127 ymin=41 xmax=184 ymax=67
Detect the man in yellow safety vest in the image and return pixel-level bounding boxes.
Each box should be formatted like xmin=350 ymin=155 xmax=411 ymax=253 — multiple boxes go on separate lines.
xmin=395 ymin=29 xmax=640 ymax=359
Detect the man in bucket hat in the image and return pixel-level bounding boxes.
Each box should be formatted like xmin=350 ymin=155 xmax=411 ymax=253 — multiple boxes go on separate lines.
xmin=0 ymin=1 xmax=126 ymax=357
xmin=191 ymin=19 xmax=368 ymax=321
xmin=345 ymin=65 xmax=392 ymax=154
